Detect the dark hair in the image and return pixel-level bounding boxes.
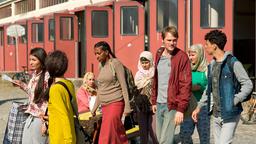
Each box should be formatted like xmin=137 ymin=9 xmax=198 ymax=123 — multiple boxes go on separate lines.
xmin=45 ymin=50 xmax=68 ymax=78
xmin=161 ymin=26 xmax=179 ymax=40
xmin=94 ymin=41 xmax=116 ymax=58
xmin=204 ymin=29 xmax=227 ymax=50
xmin=30 ymin=47 xmax=47 ymax=69
xmin=30 ymin=47 xmax=48 ymax=104
xmin=44 ymin=50 xmax=68 ymax=101
xmin=140 ymin=57 xmax=149 ymax=62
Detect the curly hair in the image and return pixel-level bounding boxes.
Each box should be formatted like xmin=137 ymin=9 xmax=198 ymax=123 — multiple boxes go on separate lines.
xmin=45 ymin=50 xmax=68 ymax=78
xmin=44 ymin=50 xmax=68 ymax=101
xmin=204 ymin=29 xmax=227 ymax=50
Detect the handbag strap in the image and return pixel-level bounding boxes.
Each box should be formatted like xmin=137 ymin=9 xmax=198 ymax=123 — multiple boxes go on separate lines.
xmin=55 ymin=81 xmax=91 ymax=142
xmin=55 ymin=81 xmax=79 ymax=117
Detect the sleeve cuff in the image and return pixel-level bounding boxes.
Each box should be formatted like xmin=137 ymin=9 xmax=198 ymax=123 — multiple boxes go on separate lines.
xmin=234 ymin=96 xmax=240 ymax=106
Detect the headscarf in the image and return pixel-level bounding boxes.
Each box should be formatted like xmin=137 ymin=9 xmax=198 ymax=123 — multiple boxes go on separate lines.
xmin=188 ymin=44 xmax=208 ymax=72
xmin=82 ymin=72 xmax=97 ymax=96
xmin=134 ymin=51 xmax=155 ymax=89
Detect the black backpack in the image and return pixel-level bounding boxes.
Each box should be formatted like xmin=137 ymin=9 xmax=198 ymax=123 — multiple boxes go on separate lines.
xmin=123 ymin=66 xmax=139 ymax=109
xmin=226 ymin=55 xmax=253 ymax=102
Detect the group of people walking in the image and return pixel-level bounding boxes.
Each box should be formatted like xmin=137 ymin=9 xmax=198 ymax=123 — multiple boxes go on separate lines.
xmin=8 ymin=25 xmax=253 ymax=144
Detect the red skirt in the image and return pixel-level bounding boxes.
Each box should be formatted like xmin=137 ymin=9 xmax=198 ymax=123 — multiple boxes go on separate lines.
xmin=99 ymin=100 xmax=128 ymax=144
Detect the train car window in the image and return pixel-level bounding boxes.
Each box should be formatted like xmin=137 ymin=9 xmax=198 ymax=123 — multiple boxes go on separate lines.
xmin=0 ymin=29 xmax=3 ymax=46
xmin=32 ymin=23 xmax=44 ymax=43
xmin=157 ymin=0 xmax=178 ymax=32
xmin=200 ymin=0 xmax=224 ymax=28
xmin=49 ymin=19 xmax=55 ymax=41
xmin=20 ymin=25 xmax=27 ymax=44
xmin=60 ymin=17 xmax=73 ymax=40
xmin=7 ymin=36 xmax=16 ymax=45
xmin=121 ymin=6 xmax=138 ymax=35
xmin=92 ymin=10 xmax=108 ymax=37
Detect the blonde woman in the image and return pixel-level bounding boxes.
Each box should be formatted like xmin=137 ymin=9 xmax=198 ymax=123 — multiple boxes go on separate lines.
xmin=76 ymin=72 xmax=97 ymax=113
xmin=180 ymin=44 xmax=210 ymax=144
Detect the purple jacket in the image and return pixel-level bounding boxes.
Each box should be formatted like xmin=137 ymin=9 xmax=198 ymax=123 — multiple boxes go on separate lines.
xmin=151 ymin=47 xmax=192 ymax=113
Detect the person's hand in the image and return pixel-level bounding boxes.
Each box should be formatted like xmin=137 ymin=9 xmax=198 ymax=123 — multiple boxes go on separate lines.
xmin=192 ymin=84 xmax=201 ymax=91
xmin=175 ymin=111 xmax=184 ymax=126
xmin=123 ymin=112 xmax=130 ymax=117
xmin=42 ymin=115 xmax=48 ymax=121
xmin=39 ymin=113 xmax=48 ymax=122
xmin=152 ymin=105 xmax=157 ymax=113
xmin=191 ymin=107 xmax=200 ymax=122
xmin=12 ymin=80 xmax=22 ymax=87
xmin=91 ymin=111 xmax=96 ymax=117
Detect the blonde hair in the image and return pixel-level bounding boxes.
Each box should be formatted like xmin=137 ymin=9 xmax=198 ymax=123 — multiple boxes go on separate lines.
xmin=188 ymin=44 xmax=208 ymax=72
xmin=83 ymin=72 xmax=94 ymax=85
xmin=82 ymin=72 xmax=97 ymax=95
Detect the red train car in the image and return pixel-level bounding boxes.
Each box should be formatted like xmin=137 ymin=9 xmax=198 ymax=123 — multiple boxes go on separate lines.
xmin=0 ymin=0 xmax=254 ymax=79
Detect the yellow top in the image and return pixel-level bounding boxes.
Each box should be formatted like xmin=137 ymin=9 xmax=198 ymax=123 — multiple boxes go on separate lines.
xmin=48 ymin=79 xmax=77 ymax=144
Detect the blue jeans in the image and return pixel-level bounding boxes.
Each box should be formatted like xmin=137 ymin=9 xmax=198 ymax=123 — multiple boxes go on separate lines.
xmin=213 ymin=115 xmax=240 ymax=144
xmin=156 ymin=103 xmax=176 ymax=144
xmin=180 ymin=106 xmax=210 ymax=144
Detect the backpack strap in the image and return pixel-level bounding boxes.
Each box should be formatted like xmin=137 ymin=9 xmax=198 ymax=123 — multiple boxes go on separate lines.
xmin=108 ymin=59 xmax=116 ymax=77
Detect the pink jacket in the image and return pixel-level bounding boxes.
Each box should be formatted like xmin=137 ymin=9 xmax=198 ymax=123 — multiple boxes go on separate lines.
xmin=76 ymin=87 xmax=90 ymax=113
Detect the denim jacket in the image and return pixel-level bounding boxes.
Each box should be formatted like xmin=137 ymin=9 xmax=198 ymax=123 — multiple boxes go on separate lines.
xmin=198 ymin=52 xmax=253 ymax=120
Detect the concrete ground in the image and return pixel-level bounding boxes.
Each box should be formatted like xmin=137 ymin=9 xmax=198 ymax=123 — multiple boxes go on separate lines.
xmin=1 ymin=75 xmax=256 ymax=144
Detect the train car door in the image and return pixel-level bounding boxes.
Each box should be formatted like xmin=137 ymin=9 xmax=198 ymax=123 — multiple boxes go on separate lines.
xmin=191 ymin=0 xmax=233 ymax=60
xmin=149 ymin=0 xmax=186 ymax=56
xmin=4 ymin=25 xmax=16 ymax=71
xmin=54 ymin=13 xmax=78 ymax=78
xmin=114 ymin=1 xmax=145 ymax=74
xmin=85 ymin=6 xmax=113 ymax=75
xmin=27 ymin=19 xmax=44 ymax=71
xmin=44 ymin=15 xmax=54 ymax=53
xmin=27 ymin=19 xmax=44 ymax=52
xmin=0 ymin=27 xmax=4 ymax=71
